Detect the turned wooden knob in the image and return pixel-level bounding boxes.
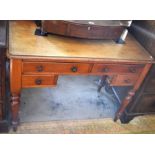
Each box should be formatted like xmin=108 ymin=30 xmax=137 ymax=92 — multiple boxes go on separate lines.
xmin=71 ymin=66 xmax=78 ymax=72
xmin=35 ymin=79 xmax=42 ymax=85
xmin=129 ymin=67 xmax=137 ymax=73
xmin=102 ymin=68 xmax=109 ymax=72
xmin=36 ymin=65 xmax=44 ymax=72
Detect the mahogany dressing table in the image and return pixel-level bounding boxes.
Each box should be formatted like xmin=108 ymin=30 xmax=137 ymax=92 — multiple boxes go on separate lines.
xmin=8 ymin=21 xmax=154 ymax=131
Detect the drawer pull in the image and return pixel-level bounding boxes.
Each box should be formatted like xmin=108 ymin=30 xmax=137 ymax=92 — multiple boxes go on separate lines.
xmin=102 ymin=68 xmax=109 ymax=72
xmin=35 ymin=79 xmax=42 ymax=85
xmin=36 ymin=65 xmax=44 ymax=72
xmin=124 ymin=79 xmax=131 ymax=84
xmin=71 ymin=66 xmax=78 ymax=72
xmin=129 ymin=67 xmax=137 ymax=73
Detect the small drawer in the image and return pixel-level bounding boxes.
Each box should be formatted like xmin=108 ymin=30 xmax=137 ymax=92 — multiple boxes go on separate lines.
xmin=92 ymin=64 xmax=144 ymax=75
xmin=22 ymin=62 xmax=91 ymax=74
xmin=109 ymin=75 xmax=139 ymax=86
xmin=22 ymin=75 xmax=58 ymax=88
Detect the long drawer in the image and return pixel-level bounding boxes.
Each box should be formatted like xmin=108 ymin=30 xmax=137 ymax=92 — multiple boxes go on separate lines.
xmin=92 ymin=64 xmax=144 ymax=74
xmin=22 ymin=75 xmax=58 ymax=88
xmin=22 ymin=62 xmax=91 ymax=74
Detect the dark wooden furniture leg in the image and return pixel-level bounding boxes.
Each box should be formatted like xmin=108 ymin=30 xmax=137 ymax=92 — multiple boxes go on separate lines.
xmin=114 ymin=63 xmax=152 ymax=121
xmin=98 ymin=75 xmax=108 ymax=92
xmin=10 ymin=59 xmax=22 ymax=131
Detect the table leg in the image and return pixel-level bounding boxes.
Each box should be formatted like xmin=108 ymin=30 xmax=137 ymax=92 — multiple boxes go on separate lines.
xmin=114 ymin=89 xmax=135 ymax=121
xmin=10 ymin=59 xmax=22 ymax=131
xmin=114 ymin=63 xmax=152 ymax=122
xmin=98 ymin=75 xmax=108 ymax=92
xmin=11 ymin=93 xmax=20 ymax=131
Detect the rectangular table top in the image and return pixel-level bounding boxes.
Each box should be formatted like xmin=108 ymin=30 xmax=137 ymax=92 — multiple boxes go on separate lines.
xmin=8 ymin=21 xmax=154 ymax=63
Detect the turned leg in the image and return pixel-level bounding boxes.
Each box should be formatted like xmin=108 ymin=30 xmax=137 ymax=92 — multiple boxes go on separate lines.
xmin=114 ymin=89 xmax=135 ymax=122
xmin=11 ymin=93 xmax=20 ymax=131
xmin=98 ymin=75 xmax=108 ymax=92
xmin=10 ymin=59 xmax=22 ymax=131
xmin=114 ymin=64 xmax=152 ymax=122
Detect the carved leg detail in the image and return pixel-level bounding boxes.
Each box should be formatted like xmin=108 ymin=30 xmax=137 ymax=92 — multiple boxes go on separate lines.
xmin=11 ymin=94 xmax=20 ymax=131
xmin=114 ymin=89 xmax=135 ymax=122
xmin=98 ymin=75 xmax=108 ymax=92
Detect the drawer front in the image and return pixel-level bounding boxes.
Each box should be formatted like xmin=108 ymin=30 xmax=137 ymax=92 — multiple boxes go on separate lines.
xmin=110 ymin=75 xmax=138 ymax=86
xmin=69 ymin=24 xmax=105 ymax=39
xmin=22 ymin=75 xmax=57 ymax=88
xmin=92 ymin=64 xmax=144 ymax=75
xmin=42 ymin=20 xmax=68 ymax=35
xmin=22 ymin=62 xmax=91 ymax=74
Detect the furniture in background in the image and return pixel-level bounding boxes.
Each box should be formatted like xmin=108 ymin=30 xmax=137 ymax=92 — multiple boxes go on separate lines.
xmin=35 ymin=20 xmax=131 ymax=42
xmin=112 ymin=21 xmax=155 ymax=123
xmin=8 ymin=21 xmax=153 ymax=131
xmin=0 ymin=21 xmax=9 ymax=132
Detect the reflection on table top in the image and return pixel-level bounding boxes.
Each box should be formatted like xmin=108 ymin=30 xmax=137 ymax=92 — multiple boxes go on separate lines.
xmin=8 ymin=21 xmax=153 ymax=63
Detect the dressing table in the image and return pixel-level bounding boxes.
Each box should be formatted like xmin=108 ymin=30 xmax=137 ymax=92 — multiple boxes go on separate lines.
xmin=8 ymin=21 xmax=154 ymax=131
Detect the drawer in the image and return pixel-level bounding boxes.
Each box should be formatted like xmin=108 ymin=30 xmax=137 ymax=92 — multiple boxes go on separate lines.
xmin=92 ymin=64 xmax=144 ymax=75
xmin=68 ymin=22 xmax=124 ymax=39
xmin=22 ymin=62 xmax=91 ymax=74
xmin=22 ymin=75 xmax=58 ymax=88
xmin=109 ymin=74 xmax=139 ymax=86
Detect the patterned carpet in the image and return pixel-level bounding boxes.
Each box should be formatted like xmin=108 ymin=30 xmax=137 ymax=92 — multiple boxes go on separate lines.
xmin=9 ymin=115 xmax=155 ymax=134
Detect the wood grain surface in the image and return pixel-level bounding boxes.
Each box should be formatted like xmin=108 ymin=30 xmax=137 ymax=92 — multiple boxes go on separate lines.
xmin=8 ymin=21 xmax=153 ymax=62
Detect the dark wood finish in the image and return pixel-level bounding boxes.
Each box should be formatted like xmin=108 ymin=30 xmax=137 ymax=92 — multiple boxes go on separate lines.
xmin=129 ymin=21 xmax=155 ymax=58
xmin=121 ymin=64 xmax=155 ymax=122
xmin=143 ymin=65 xmax=155 ymax=93
xmin=98 ymin=76 xmax=108 ymax=92
xmin=41 ymin=20 xmax=128 ymax=40
xmin=132 ymin=94 xmax=155 ymax=113
xmin=0 ymin=21 xmax=9 ymax=132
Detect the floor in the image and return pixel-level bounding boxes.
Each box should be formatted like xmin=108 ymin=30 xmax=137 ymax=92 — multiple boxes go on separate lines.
xmin=9 ymin=116 xmax=155 ymax=133
xmin=20 ymin=76 xmax=119 ymax=122
xmin=9 ymin=75 xmax=155 ymax=134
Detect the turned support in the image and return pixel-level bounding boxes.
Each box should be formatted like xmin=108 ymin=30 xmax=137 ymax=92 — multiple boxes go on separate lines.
xmin=98 ymin=75 xmax=108 ymax=92
xmin=114 ymin=63 xmax=152 ymax=122
xmin=114 ymin=89 xmax=135 ymax=121
xmin=11 ymin=93 xmax=20 ymax=131
xmin=10 ymin=59 xmax=22 ymax=131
